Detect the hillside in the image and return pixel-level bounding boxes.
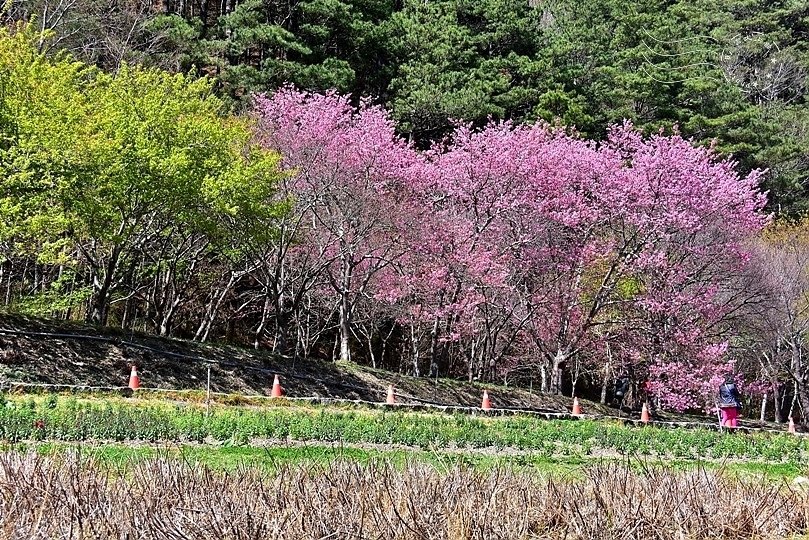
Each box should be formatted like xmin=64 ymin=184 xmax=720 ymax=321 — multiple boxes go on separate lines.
xmin=0 ymin=313 xmax=618 ymax=415
xmin=6 ymin=0 xmax=806 ymax=215
xmin=1 ymin=28 xmax=804 ymax=425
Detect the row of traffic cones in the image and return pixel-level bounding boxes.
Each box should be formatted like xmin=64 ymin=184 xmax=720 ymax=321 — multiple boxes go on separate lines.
xmin=131 ymin=367 xmax=490 ymax=410
xmin=384 ymin=385 xmax=496 ymax=410
xmin=572 ymin=396 xmax=652 ymax=423
xmin=128 ymin=367 xmax=647 ymax=421
xmin=127 ymin=366 xmax=802 ymax=434
xmin=126 ymin=365 xmax=287 ymax=397
xmin=131 ymin=367 xmax=519 ymax=414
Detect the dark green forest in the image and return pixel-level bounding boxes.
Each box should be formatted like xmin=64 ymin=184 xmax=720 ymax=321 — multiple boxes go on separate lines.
xmin=5 ymin=0 xmax=807 ymax=214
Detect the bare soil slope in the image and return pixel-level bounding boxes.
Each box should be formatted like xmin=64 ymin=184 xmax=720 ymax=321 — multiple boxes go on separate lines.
xmin=0 ymin=314 xmax=617 ymax=414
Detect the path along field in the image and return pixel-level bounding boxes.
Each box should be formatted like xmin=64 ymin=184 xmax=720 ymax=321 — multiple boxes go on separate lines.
xmin=0 ymin=392 xmax=808 ymax=539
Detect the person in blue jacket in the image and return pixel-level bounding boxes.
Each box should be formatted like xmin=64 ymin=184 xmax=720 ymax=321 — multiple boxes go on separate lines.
xmin=718 ymin=375 xmax=742 ymax=428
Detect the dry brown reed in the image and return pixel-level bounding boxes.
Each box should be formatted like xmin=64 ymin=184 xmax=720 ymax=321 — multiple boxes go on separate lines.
xmin=0 ymin=452 xmax=805 ymax=539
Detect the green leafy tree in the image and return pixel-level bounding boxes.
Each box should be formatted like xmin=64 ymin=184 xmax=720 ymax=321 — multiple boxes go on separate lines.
xmin=0 ymin=24 xmax=285 ymax=325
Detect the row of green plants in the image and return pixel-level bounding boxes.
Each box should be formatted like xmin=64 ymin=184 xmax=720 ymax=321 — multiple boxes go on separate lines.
xmin=0 ymin=395 xmax=804 ymax=462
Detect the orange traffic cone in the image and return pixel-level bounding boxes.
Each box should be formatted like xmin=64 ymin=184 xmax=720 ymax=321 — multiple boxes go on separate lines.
xmin=271 ymin=374 xmax=284 ymax=398
xmin=128 ymin=365 xmax=140 ymax=390
xmin=386 ymin=384 xmax=395 ymax=405
xmin=482 ymin=390 xmax=492 ymax=411
xmin=572 ymin=397 xmax=582 ymax=416
xmin=641 ymin=403 xmax=650 ymax=423
xmin=789 ymin=417 xmax=797 ymax=434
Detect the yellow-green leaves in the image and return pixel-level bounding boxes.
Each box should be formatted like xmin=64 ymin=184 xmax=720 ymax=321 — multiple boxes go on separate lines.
xmin=0 ymin=24 xmax=286 ymax=322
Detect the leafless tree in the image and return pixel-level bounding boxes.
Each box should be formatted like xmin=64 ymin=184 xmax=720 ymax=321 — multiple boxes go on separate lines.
xmin=4 ymin=0 xmax=189 ymax=71
xmin=750 ymin=224 xmax=809 ymax=422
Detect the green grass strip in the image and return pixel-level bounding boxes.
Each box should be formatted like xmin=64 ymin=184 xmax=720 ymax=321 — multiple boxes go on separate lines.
xmin=0 ymin=394 xmax=806 ymax=463
xmin=10 ymin=442 xmax=802 ymax=481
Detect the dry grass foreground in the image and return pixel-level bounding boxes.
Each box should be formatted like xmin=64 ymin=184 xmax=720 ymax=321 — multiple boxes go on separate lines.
xmin=0 ymin=452 xmax=805 ymax=539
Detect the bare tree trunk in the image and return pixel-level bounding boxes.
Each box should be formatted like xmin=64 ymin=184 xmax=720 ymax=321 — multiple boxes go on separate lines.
xmin=790 ymin=380 xmax=799 ymax=421
xmin=64 ymin=269 xmax=78 ymax=321
xmin=467 ymin=338 xmax=477 ymax=382
xmin=600 ymin=343 xmax=615 ymax=404
xmin=760 ymin=392 xmax=767 ymax=422
xmin=773 ymin=382 xmax=783 ymax=423
xmin=600 ymin=362 xmax=610 ymax=404
xmin=798 ymin=378 xmax=809 ymax=423
xmin=540 ymin=360 xmax=549 ymax=393
xmin=332 ymin=332 xmax=340 ymax=362
xmin=367 ymin=335 xmax=376 ymax=368
xmin=550 ymin=350 xmax=567 ymax=395
xmin=338 ymin=252 xmax=352 ymax=363
xmin=3 ymin=261 xmax=11 ymax=306
xmin=275 ymin=301 xmax=294 ymax=357
xmin=255 ymin=295 xmax=271 ymax=350
xmin=194 ymin=272 xmax=237 ymax=342
xmin=158 ymin=296 xmax=181 ymax=336
xmin=428 ymin=316 xmax=440 ymax=377
xmin=379 ymin=324 xmax=395 ymax=368
xmin=571 ymin=357 xmax=582 ymax=398
xmin=87 ymin=245 xmax=122 ymax=326
xmin=410 ymin=324 xmax=420 ymax=377
xmin=339 ymin=294 xmax=351 ymax=363
xmin=121 ymin=296 xmax=132 ymax=330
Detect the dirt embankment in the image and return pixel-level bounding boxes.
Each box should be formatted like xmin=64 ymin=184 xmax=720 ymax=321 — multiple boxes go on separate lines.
xmin=0 ymin=313 xmax=620 ymax=415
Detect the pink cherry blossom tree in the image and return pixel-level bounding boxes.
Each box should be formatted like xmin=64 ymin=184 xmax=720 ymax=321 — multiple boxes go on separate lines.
xmin=252 ymin=89 xmax=768 ymax=411
xmin=254 ymin=88 xmax=423 ymax=362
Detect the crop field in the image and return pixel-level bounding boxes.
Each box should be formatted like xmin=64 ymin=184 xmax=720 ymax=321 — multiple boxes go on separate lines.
xmin=1 ymin=451 xmax=807 ymax=539
xmin=0 ymin=394 xmax=805 ymax=460
xmin=0 ymin=392 xmax=808 ymax=539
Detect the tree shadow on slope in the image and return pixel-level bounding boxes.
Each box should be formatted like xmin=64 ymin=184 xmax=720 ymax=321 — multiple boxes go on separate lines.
xmin=0 ymin=313 xmax=659 ymax=416
xmin=0 ymin=313 xmax=385 ymax=402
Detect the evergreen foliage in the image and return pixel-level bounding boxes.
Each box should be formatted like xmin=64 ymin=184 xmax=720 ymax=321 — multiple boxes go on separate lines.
xmin=5 ymin=0 xmax=806 ymax=212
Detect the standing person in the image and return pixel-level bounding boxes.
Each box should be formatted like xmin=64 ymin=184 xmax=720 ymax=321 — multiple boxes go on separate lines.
xmin=613 ymin=375 xmax=630 ymax=409
xmin=718 ymin=375 xmax=742 ymax=428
